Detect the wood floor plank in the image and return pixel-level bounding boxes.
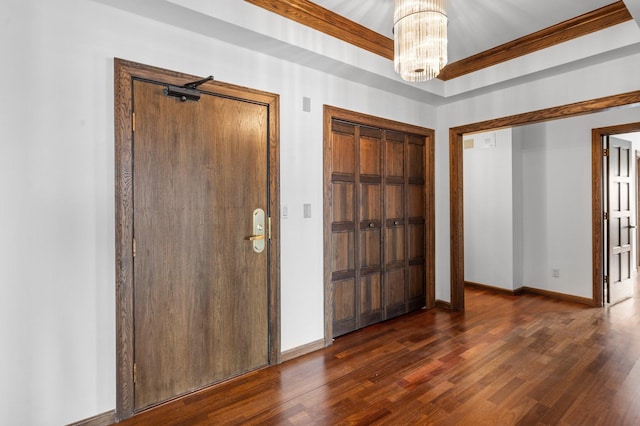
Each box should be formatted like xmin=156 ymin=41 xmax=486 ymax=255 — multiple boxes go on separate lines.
xmin=115 ymin=284 xmax=640 ymax=425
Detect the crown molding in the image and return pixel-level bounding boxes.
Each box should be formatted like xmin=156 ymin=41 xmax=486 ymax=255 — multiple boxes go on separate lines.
xmin=244 ymin=0 xmax=393 ymax=59
xmin=439 ymin=1 xmax=633 ymax=80
xmin=244 ymin=0 xmax=632 ymax=81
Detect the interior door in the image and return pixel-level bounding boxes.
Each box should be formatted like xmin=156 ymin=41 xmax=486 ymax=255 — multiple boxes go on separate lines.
xmin=606 ymin=136 xmax=636 ymax=304
xmin=132 ymin=79 xmax=269 ymax=410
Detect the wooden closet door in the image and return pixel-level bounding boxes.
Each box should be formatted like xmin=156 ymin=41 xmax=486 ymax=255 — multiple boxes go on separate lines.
xmin=329 ymin=118 xmax=428 ymax=338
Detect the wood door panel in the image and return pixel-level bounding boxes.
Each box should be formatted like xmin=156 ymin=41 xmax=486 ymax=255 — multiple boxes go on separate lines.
xmin=407 ymin=140 xmax=425 ymax=180
xmin=385 ymin=141 xmax=404 ymax=178
xmin=385 ymin=185 xmax=404 ymax=219
xmin=332 ymin=182 xmax=354 ymax=223
xmin=409 ymin=264 xmax=425 ymax=303
xmin=386 ymin=267 xmax=406 ymax=318
xmin=333 ymin=278 xmax=357 ymax=336
xmin=408 ymin=185 xmax=425 ymax=218
xmin=332 ymin=132 xmax=356 ymax=176
xmin=360 ymin=184 xmax=381 ymax=222
xmin=359 ymin=273 xmax=383 ymax=326
xmin=409 ymin=223 xmax=425 ymax=259
xmin=332 ymin=231 xmax=355 ymax=273
xmin=132 ymin=81 xmax=269 ymax=410
xmin=360 ymin=136 xmax=381 ymax=176
xmin=359 ymin=228 xmax=381 ymax=268
xmin=408 ymin=139 xmax=425 ymax=180
xmin=385 ymin=226 xmax=405 ymax=263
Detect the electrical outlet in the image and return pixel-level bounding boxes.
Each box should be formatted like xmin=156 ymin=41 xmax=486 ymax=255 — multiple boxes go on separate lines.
xmin=552 ymin=268 xmax=560 ymax=278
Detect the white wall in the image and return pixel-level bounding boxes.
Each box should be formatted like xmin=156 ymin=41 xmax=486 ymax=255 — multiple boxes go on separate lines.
xmin=463 ymin=129 xmax=516 ymax=289
xmin=0 ymin=0 xmax=436 ymax=424
xmin=510 ymin=109 xmax=640 ymax=299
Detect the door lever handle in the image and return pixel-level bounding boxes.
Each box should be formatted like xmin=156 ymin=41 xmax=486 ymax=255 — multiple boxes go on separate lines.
xmin=248 ymin=208 xmax=266 ymax=253
xmin=629 ymin=225 xmax=637 ymax=229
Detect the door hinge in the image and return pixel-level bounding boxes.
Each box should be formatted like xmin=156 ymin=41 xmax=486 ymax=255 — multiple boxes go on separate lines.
xmin=604 ymin=212 xmax=608 ymax=221
xmin=132 ymin=112 xmax=136 ymax=132
xmin=604 ymin=275 xmax=608 ymax=284
xmin=133 ymin=363 xmax=137 ymax=384
xmin=603 ymin=148 xmax=608 ymax=157
xmin=268 ymin=217 xmax=271 ymax=240
xmin=132 ymin=237 xmax=137 ymax=258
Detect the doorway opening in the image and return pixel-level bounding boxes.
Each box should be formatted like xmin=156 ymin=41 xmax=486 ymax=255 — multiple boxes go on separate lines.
xmin=462 ymin=125 xmax=640 ymax=306
xmin=449 ymin=91 xmax=640 ymax=311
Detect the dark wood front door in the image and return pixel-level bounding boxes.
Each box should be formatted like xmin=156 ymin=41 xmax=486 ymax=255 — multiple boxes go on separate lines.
xmin=131 ymin=78 xmax=270 ymax=410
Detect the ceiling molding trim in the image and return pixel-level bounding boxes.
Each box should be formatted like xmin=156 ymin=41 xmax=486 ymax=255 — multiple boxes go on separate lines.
xmin=246 ymin=0 xmax=632 ymax=82
xmin=244 ymin=0 xmax=393 ymax=60
xmin=439 ymin=1 xmax=633 ymax=80
xmin=452 ymin=90 xmax=640 ymax=135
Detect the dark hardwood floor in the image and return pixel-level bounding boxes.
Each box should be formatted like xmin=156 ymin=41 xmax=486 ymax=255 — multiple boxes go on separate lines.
xmin=116 ymin=285 xmax=640 ymax=425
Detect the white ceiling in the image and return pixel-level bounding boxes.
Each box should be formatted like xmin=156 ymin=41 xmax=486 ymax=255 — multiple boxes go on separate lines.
xmin=312 ymin=0 xmax=619 ymax=62
xmin=97 ymin=0 xmax=640 ymax=104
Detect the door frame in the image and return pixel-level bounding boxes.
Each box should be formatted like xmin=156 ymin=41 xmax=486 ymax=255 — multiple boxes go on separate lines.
xmin=449 ymin=90 xmax=640 ymax=311
xmin=114 ymin=59 xmax=281 ymax=420
xmin=323 ymin=105 xmax=435 ymax=344
xmin=599 ymin=126 xmax=640 ymax=303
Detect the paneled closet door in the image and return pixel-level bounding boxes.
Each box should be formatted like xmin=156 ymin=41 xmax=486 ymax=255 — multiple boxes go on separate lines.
xmin=329 ymin=118 xmax=428 ymax=338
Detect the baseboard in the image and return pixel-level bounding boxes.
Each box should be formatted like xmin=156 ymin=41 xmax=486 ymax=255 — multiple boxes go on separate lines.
xmin=464 ymin=280 xmax=593 ymax=306
xmin=281 ymin=338 xmax=325 ymax=362
xmin=465 ymin=281 xmax=524 ymax=296
xmin=435 ymin=300 xmax=452 ymax=311
xmin=522 ymin=286 xmax=594 ymax=306
xmin=67 ymin=410 xmax=115 ymax=426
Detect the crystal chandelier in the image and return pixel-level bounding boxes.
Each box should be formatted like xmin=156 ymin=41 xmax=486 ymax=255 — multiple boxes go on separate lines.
xmin=393 ymin=0 xmax=448 ymax=82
